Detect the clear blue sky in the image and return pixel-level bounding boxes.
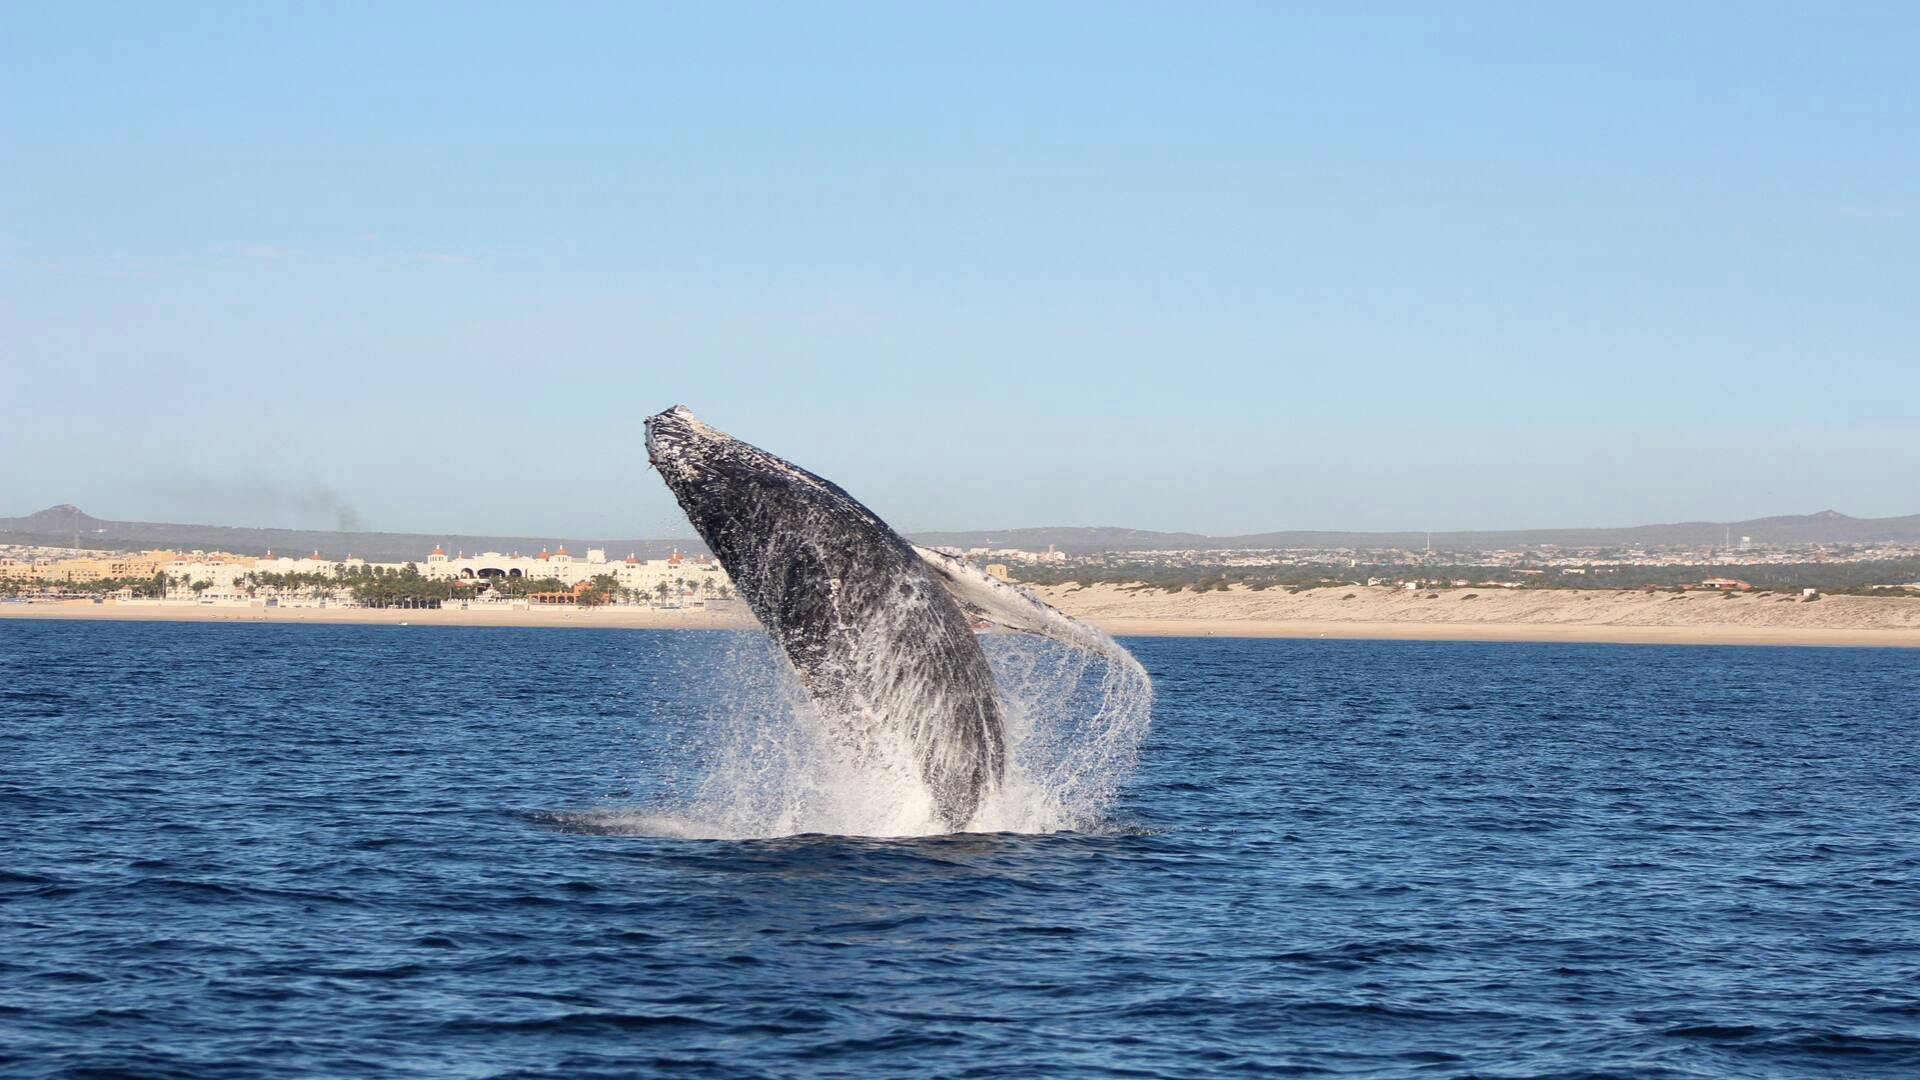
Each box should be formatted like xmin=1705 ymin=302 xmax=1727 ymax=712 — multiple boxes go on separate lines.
xmin=4 ymin=3 xmax=1916 ymax=540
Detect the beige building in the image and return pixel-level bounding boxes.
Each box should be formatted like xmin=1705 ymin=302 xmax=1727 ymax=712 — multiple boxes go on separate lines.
xmin=9 ymin=550 xmax=182 ymax=582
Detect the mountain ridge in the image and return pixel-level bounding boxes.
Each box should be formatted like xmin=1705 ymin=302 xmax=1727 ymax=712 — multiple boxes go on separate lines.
xmin=0 ymin=505 xmax=696 ymax=563
xmin=7 ymin=505 xmax=1920 ymax=559
xmin=915 ymin=510 xmax=1920 ymax=552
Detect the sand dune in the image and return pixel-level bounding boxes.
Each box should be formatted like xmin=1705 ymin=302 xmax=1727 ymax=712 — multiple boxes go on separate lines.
xmin=1036 ymin=584 xmax=1920 ymax=648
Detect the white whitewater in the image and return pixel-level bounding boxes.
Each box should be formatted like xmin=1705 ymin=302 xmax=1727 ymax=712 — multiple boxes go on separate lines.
xmin=584 ymin=598 xmax=1154 ymax=840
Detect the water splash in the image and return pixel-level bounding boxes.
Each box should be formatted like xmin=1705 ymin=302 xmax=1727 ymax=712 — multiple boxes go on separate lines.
xmin=970 ymin=631 xmax=1156 ymax=835
xmin=589 ymin=626 xmax=1153 ymax=840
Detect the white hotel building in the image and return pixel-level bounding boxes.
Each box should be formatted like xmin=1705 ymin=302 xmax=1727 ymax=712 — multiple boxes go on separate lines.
xmin=420 ymin=544 xmax=729 ymax=596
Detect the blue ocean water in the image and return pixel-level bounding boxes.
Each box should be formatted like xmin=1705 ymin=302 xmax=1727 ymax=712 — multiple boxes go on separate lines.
xmin=3 ymin=621 xmax=1918 ymax=1078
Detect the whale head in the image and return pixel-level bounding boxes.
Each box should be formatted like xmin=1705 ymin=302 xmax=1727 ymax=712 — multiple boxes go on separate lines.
xmin=645 ymin=405 xmax=874 ymax=535
xmin=644 ymin=405 xmax=727 ymax=480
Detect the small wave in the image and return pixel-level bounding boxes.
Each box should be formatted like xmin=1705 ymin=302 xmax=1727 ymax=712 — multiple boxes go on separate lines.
xmin=0 ymin=869 xmax=59 ymax=885
xmin=312 ymin=962 xmax=429 ymax=980
xmin=439 ymin=1011 xmax=723 ymax=1035
xmin=526 ymin=808 xmax=754 ymax=840
xmin=1662 ymin=1022 xmax=1766 ymax=1039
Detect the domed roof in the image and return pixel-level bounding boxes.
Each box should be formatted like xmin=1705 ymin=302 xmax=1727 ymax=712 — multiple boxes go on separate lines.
xmin=625 ymin=553 xmax=639 ymax=565
xmin=431 ymin=544 xmax=446 ymax=557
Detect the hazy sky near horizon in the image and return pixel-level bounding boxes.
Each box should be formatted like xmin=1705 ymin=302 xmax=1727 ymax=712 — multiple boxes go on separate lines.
xmin=4 ymin=3 xmax=1917 ymax=541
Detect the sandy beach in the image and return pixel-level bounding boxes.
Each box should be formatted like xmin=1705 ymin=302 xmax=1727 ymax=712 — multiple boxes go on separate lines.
xmin=6 ymin=586 xmax=1920 ymax=646
xmin=1034 ymin=583 xmax=1920 ymax=648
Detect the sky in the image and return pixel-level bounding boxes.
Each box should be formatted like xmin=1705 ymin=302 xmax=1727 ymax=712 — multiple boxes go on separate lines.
xmin=4 ymin=3 xmax=1917 ymax=541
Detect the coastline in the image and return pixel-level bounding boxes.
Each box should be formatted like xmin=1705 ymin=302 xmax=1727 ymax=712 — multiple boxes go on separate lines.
xmin=5 ymin=588 xmax=1920 ymax=647
xmin=0 ymin=601 xmax=756 ymax=632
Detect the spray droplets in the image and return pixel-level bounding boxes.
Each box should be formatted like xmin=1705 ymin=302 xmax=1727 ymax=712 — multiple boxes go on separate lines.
xmin=600 ymin=628 xmax=1153 ymax=839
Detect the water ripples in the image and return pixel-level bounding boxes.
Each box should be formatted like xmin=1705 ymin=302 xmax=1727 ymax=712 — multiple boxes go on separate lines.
xmin=4 ymin=622 xmax=1920 ymax=1076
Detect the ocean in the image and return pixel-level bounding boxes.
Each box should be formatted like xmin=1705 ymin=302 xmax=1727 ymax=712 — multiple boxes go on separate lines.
xmin=4 ymin=620 xmax=1918 ymax=1077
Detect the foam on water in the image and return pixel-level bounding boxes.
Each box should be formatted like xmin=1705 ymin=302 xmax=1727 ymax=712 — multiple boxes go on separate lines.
xmin=581 ymin=625 xmax=1154 ymax=840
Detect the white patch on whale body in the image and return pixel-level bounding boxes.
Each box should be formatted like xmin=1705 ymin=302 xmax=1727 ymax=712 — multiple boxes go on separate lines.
xmin=914 ymin=546 xmax=1119 ymax=657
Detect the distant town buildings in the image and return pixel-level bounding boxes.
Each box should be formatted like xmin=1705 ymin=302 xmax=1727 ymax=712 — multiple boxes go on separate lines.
xmin=0 ymin=542 xmax=732 ymax=608
xmin=953 ymin=544 xmax=1068 ymax=564
xmin=416 ymin=544 xmax=724 ymax=597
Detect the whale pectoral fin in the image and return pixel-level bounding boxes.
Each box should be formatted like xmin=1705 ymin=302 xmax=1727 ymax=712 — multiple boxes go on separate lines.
xmin=912 ymin=545 xmax=1114 ymax=655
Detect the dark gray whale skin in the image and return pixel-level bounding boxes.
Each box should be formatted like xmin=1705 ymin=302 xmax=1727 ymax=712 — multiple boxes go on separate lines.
xmin=644 ymin=405 xmax=1005 ymax=831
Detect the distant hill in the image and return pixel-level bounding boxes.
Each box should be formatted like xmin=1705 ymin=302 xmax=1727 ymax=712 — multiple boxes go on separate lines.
xmin=913 ymin=509 xmax=1920 ymax=553
xmin=6 ymin=505 xmax=1919 ymax=560
xmin=0 ymin=505 xmax=699 ymax=563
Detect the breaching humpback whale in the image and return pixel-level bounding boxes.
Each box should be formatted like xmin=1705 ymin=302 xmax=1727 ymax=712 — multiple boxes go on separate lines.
xmin=645 ymin=405 xmax=1109 ymax=831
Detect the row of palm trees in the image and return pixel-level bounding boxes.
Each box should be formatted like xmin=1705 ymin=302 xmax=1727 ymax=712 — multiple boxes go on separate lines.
xmin=572 ymin=574 xmax=736 ymax=608
xmin=593 ymin=576 xmax=733 ymax=607
xmin=0 ymin=571 xmax=179 ymax=599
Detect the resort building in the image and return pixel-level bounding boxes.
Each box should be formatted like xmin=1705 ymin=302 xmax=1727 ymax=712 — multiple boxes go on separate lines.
xmin=250 ymin=550 xmax=361 ymax=575
xmin=420 ymin=545 xmax=729 ymax=602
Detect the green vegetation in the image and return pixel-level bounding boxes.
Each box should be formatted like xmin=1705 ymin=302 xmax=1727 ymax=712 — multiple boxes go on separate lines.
xmin=1006 ymin=558 xmax=1920 ymax=596
xmin=0 ymin=571 xmax=177 ymax=599
xmin=478 ymin=574 xmax=574 ymax=599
